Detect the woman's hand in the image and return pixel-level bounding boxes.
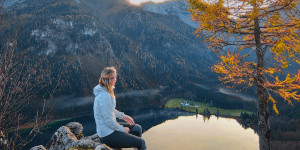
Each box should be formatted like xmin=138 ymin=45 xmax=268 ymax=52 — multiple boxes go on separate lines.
xmin=123 ymin=115 xmax=135 ymax=126
xmin=124 ymin=127 xmax=130 ymax=133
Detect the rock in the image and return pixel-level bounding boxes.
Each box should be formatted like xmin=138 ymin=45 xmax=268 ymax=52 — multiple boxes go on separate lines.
xmin=30 ymin=145 xmax=47 ymax=150
xmin=46 ymin=126 xmax=78 ymax=150
xmin=83 ymin=133 xmax=101 ymax=143
xmin=72 ymin=138 xmax=112 ymax=150
xmin=95 ymin=144 xmax=112 ymax=150
xmin=31 ymin=122 xmax=113 ymax=150
xmin=65 ymin=122 xmax=83 ymax=139
xmin=72 ymin=139 xmax=98 ymax=149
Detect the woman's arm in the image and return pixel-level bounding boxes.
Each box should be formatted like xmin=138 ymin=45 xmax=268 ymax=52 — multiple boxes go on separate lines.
xmin=114 ymin=107 xmax=135 ymax=126
xmin=114 ymin=109 xmax=125 ymax=119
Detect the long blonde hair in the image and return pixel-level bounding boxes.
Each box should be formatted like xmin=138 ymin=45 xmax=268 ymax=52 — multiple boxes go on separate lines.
xmin=99 ymin=67 xmax=117 ymax=98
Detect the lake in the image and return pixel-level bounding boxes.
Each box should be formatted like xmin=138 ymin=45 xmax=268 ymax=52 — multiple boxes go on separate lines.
xmin=143 ymin=115 xmax=258 ymax=150
xmin=26 ymin=108 xmax=258 ymax=149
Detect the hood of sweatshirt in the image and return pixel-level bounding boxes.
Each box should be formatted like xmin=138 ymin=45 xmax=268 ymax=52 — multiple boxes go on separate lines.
xmin=93 ymin=84 xmax=105 ymax=97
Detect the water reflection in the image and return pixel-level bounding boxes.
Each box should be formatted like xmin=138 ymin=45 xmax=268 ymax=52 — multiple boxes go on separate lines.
xmin=143 ymin=115 xmax=259 ymax=150
xmin=25 ymin=108 xmax=258 ymax=149
xmin=25 ymin=108 xmax=193 ymax=149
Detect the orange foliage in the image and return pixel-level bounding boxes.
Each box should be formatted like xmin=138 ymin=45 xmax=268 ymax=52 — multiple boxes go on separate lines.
xmin=188 ymin=0 xmax=300 ymax=114
xmin=213 ymin=51 xmax=256 ymax=87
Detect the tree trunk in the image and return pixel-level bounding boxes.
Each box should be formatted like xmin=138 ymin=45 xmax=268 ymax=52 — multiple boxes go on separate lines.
xmin=257 ymin=84 xmax=271 ymax=150
xmin=254 ymin=16 xmax=271 ymax=150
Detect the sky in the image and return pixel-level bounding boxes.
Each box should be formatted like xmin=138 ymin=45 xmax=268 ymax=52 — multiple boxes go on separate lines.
xmin=127 ymin=0 xmax=171 ymax=5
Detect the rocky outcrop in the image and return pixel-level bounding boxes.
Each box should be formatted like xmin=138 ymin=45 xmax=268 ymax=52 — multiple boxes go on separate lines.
xmin=31 ymin=122 xmax=111 ymax=150
xmin=46 ymin=126 xmax=78 ymax=150
xmin=30 ymin=145 xmax=47 ymax=150
xmin=66 ymin=122 xmax=84 ymax=139
xmin=72 ymin=139 xmax=98 ymax=149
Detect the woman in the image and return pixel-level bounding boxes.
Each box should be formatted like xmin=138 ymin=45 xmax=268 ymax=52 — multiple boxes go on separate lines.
xmin=93 ymin=66 xmax=147 ymax=150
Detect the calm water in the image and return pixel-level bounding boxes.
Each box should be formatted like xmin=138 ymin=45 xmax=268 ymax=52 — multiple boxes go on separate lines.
xmin=143 ymin=115 xmax=259 ymax=150
xmin=26 ymin=108 xmax=258 ymax=149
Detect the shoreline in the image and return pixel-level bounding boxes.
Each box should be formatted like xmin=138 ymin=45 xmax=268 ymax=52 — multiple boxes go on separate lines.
xmin=19 ymin=99 xmax=251 ymax=131
xmin=164 ymin=98 xmax=253 ymax=117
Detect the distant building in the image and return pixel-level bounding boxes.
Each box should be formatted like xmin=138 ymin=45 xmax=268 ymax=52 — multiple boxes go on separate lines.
xmin=181 ymin=101 xmax=190 ymax=107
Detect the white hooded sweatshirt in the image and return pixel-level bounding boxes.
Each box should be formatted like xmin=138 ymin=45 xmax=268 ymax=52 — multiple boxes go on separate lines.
xmin=93 ymin=84 xmax=125 ymax=137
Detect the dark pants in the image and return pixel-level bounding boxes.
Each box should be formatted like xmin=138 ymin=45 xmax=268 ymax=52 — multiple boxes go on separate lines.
xmin=100 ymin=123 xmax=147 ymax=150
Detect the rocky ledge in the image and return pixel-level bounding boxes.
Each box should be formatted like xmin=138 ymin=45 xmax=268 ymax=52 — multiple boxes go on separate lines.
xmin=30 ymin=122 xmax=112 ymax=150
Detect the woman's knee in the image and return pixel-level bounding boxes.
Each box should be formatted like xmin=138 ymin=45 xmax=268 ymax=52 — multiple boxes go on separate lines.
xmin=132 ymin=124 xmax=142 ymax=136
xmin=135 ymin=124 xmax=142 ymax=131
xmin=128 ymin=124 xmax=142 ymax=137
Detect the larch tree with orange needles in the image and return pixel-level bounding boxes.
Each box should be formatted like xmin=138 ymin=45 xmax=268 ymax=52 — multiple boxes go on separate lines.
xmin=187 ymin=0 xmax=300 ymax=149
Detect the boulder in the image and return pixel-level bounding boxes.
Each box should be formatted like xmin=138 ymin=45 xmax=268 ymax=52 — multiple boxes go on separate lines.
xmin=72 ymin=139 xmax=98 ymax=149
xmin=31 ymin=122 xmax=112 ymax=150
xmin=95 ymin=144 xmax=112 ymax=150
xmin=66 ymin=122 xmax=83 ymax=139
xmin=30 ymin=145 xmax=47 ymax=150
xmin=46 ymin=126 xmax=78 ymax=150
xmin=83 ymin=133 xmax=101 ymax=143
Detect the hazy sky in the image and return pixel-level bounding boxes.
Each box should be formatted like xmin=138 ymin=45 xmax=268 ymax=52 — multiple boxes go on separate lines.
xmin=128 ymin=0 xmax=171 ymax=5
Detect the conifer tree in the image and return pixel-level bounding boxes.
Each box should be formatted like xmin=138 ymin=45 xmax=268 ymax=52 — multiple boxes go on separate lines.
xmin=187 ymin=0 xmax=300 ymax=149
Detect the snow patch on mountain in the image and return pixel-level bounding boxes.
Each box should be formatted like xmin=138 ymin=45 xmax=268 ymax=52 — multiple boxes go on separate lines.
xmin=163 ymin=42 xmax=171 ymax=48
xmin=73 ymin=0 xmax=81 ymax=4
xmin=37 ymin=40 xmax=56 ymax=55
xmin=4 ymin=0 xmax=25 ymax=7
xmin=142 ymin=0 xmax=198 ymax=28
xmin=82 ymin=27 xmax=97 ymax=36
xmin=66 ymin=43 xmax=79 ymax=55
xmin=31 ymin=29 xmax=49 ymax=40
xmin=53 ymin=18 xmax=74 ymax=29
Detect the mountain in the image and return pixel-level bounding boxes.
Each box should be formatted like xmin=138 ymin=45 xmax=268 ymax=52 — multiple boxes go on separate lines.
xmin=1 ymin=0 xmax=220 ymax=106
xmin=142 ymin=0 xmax=198 ymax=28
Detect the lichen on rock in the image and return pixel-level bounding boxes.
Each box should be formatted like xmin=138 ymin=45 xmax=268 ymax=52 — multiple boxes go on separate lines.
xmin=66 ymin=122 xmax=84 ymax=139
